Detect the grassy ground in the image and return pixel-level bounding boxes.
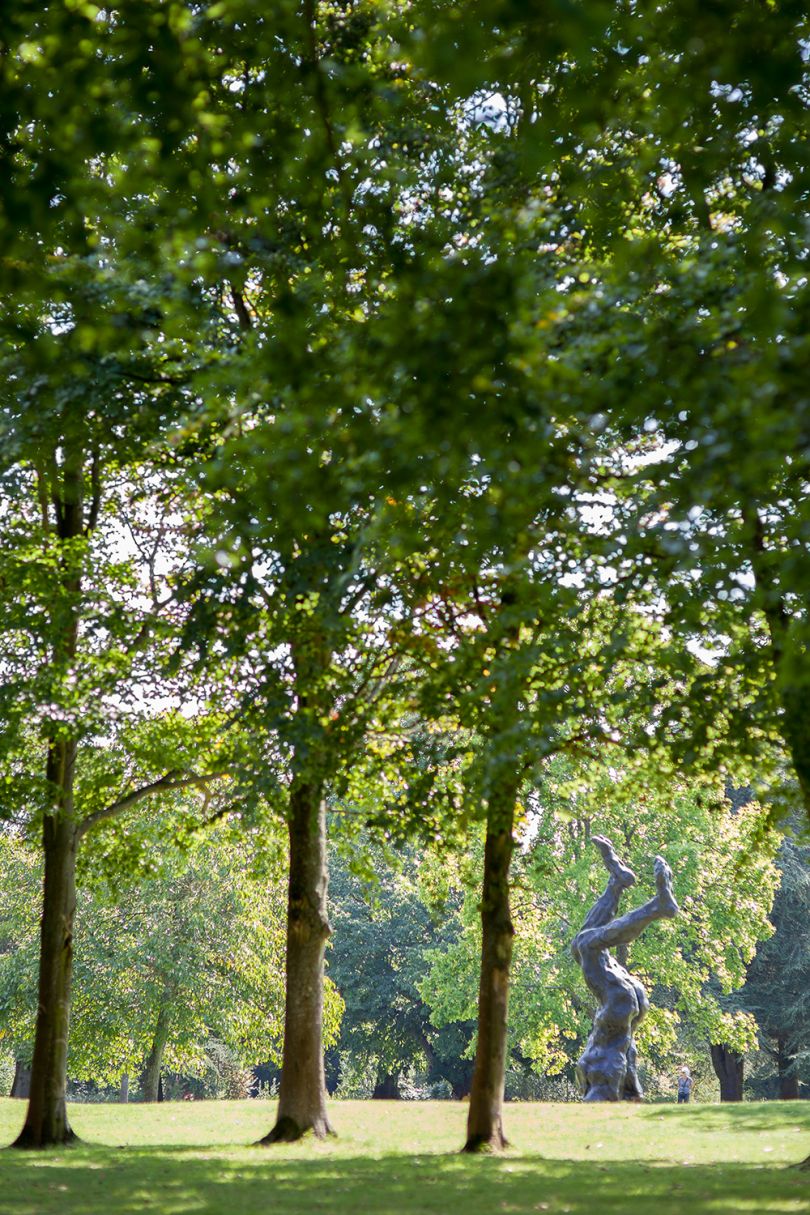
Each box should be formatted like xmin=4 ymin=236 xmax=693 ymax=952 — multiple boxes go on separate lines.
xmin=0 ymin=1098 xmax=808 ymax=1214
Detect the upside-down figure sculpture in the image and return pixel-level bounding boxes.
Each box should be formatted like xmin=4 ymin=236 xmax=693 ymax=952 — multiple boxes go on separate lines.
xmin=572 ymin=835 xmax=679 ymax=1102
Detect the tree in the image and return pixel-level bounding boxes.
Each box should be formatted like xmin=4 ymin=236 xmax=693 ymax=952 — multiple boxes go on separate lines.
xmin=73 ymin=817 xmax=297 ymax=1101
xmin=420 ymin=758 xmax=779 ymax=1096
xmin=0 ymin=812 xmax=310 ymax=1102
xmin=3 ymin=0 xmax=807 ymax=1160
xmin=732 ymin=829 xmax=810 ymax=1099
xmin=327 ymin=839 xmax=471 ymax=1099
xmin=0 ymin=348 xmax=224 ymax=1144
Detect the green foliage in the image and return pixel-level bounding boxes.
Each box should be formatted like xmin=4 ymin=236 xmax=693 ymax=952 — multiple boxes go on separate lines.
xmin=0 ymin=817 xmax=301 ymax=1085
xmin=733 ymin=825 xmax=810 ymax=1093
xmin=327 ymin=840 xmax=473 ymax=1097
xmin=420 ymin=758 xmax=780 ymax=1076
xmin=1 ymin=0 xmax=809 ymax=1141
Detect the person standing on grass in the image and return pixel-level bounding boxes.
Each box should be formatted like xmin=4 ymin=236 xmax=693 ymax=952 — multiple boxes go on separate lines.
xmin=677 ymin=1066 xmax=693 ymax=1104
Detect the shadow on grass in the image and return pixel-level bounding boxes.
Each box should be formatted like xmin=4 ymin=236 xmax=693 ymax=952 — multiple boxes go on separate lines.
xmin=0 ymin=1150 xmax=807 ymax=1215
xmin=644 ymin=1102 xmax=810 ymax=1133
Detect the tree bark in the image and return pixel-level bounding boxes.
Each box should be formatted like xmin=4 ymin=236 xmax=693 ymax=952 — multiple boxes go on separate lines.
xmin=142 ymin=1006 xmax=172 ymax=1103
xmin=777 ymin=1038 xmax=799 ymax=1100
xmin=12 ymin=804 xmax=79 ymax=1147
xmin=120 ymin=1074 xmax=129 ymax=1104
xmin=260 ymin=787 xmax=333 ymax=1142
xmin=372 ymin=1073 xmax=400 ymax=1099
xmin=10 ymin=1060 xmax=32 ymax=1099
xmin=464 ymin=795 xmax=516 ymax=1153
xmin=12 ymin=447 xmax=87 ymax=1149
xmin=747 ymin=513 xmax=810 ymax=818
xmin=710 ymin=1043 xmax=744 ymax=1102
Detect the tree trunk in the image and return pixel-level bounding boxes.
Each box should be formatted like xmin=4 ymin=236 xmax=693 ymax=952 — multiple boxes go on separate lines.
xmin=10 ymin=1060 xmax=32 ymax=1099
xmin=748 ymin=521 xmax=810 ymax=819
xmin=142 ymin=1006 xmax=172 ymax=1103
xmin=12 ymin=806 xmax=79 ymax=1147
xmin=260 ymin=787 xmax=333 ymax=1143
xmin=777 ymin=1038 xmax=799 ymax=1100
xmin=780 ymin=1073 xmax=800 ymax=1100
xmin=710 ymin=1043 xmax=744 ymax=1102
xmin=120 ymin=1074 xmax=129 ymax=1104
xmin=372 ymin=1073 xmax=400 ymax=1099
xmin=464 ymin=796 xmax=516 ymax=1153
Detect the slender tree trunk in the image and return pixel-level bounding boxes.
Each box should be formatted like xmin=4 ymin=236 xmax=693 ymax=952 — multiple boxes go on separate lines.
xmin=710 ymin=1043 xmax=744 ymax=1102
xmin=372 ymin=1073 xmax=400 ymax=1099
xmin=10 ymin=1060 xmax=32 ymax=1099
xmin=261 ymin=787 xmax=333 ymax=1143
xmin=142 ymin=1006 xmax=172 ymax=1103
xmin=464 ymin=793 xmax=516 ymax=1153
xmin=12 ymin=801 xmax=79 ymax=1147
xmin=120 ymin=1074 xmax=129 ymax=1104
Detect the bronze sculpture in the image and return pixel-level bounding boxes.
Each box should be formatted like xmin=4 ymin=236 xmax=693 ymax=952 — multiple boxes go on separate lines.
xmin=572 ymin=835 xmax=678 ymax=1101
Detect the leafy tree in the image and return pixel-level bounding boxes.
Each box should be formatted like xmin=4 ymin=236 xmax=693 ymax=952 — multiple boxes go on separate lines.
xmin=328 ymin=840 xmax=474 ymax=1099
xmin=3 ymin=0 xmax=808 ymax=1163
xmin=420 ymin=759 xmax=780 ymax=1095
xmin=0 ymin=378 xmax=224 ymax=1146
xmin=732 ymin=829 xmax=810 ymax=1099
xmin=0 ymin=815 xmax=313 ymax=1101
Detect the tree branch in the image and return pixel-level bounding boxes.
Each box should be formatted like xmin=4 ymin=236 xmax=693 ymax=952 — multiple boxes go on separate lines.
xmin=77 ymin=769 xmax=227 ymax=841
xmin=230 ymin=284 xmax=253 ymax=331
xmin=84 ymin=446 xmax=101 ymax=534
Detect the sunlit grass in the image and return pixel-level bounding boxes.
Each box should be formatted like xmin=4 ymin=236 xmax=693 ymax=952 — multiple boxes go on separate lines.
xmin=1 ymin=1098 xmax=808 ymax=1214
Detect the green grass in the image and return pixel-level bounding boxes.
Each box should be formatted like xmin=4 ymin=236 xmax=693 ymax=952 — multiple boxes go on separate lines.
xmin=0 ymin=1098 xmax=808 ymax=1214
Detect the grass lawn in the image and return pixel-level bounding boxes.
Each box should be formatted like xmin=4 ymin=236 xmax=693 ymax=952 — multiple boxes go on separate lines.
xmin=0 ymin=1098 xmax=808 ymax=1215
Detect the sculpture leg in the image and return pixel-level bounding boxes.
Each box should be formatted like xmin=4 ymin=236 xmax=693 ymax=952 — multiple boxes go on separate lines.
xmin=575 ymin=857 xmax=678 ymax=956
xmin=572 ymin=836 xmax=637 ymax=964
xmin=623 ymin=979 xmax=650 ymax=1100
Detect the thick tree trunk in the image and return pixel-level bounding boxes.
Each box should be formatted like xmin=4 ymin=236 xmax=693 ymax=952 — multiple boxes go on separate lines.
xmin=12 ymin=444 xmax=90 ymax=1149
xmin=748 ymin=521 xmax=810 ymax=819
xmin=142 ymin=1006 xmax=172 ymax=1103
xmin=120 ymin=1074 xmax=129 ymax=1104
xmin=777 ymin=1038 xmax=799 ymax=1100
xmin=710 ymin=1043 xmax=744 ymax=1102
xmin=12 ymin=806 xmax=79 ymax=1147
xmin=10 ymin=1060 xmax=32 ymax=1099
xmin=372 ymin=1073 xmax=400 ymax=1099
xmin=464 ymin=798 xmax=516 ymax=1153
xmin=780 ymin=1073 xmax=800 ymax=1100
xmin=260 ymin=787 xmax=333 ymax=1143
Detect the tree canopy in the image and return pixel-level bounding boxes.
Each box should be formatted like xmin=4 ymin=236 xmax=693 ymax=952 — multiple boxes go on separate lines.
xmin=1 ymin=0 xmax=808 ymax=1159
